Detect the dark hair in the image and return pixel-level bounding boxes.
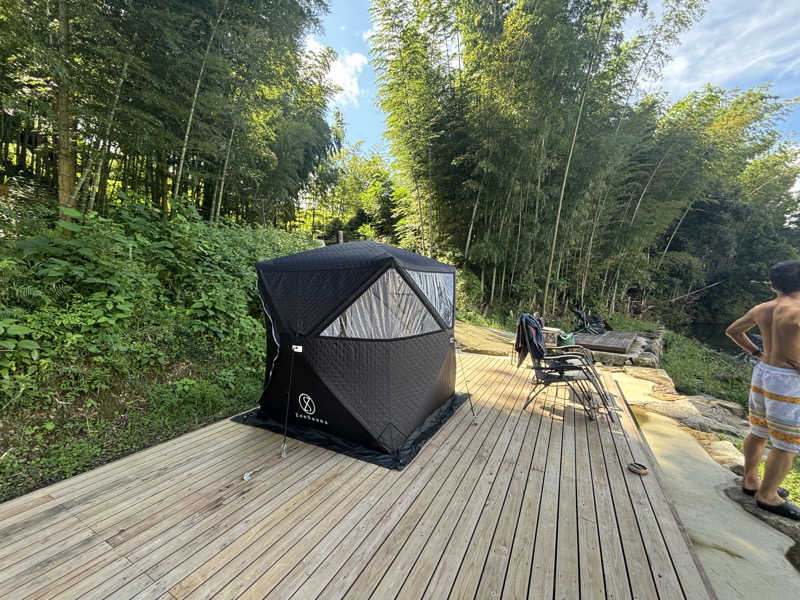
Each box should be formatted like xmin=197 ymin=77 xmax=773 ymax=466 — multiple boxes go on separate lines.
xmin=769 ymin=260 xmax=800 ymax=294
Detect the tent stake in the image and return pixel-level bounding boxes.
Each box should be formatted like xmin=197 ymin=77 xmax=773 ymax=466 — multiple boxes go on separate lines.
xmin=454 ymin=338 xmax=477 ymax=425
xmin=281 ymin=346 xmax=300 ymax=458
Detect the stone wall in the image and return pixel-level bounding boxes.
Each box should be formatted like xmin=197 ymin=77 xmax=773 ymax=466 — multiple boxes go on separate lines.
xmin=591 ymin=327 xmax=664 ymax=368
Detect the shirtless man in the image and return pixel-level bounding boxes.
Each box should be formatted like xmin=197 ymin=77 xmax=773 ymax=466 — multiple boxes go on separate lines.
xmin=726 ymin=260 xmax=800 ymax=520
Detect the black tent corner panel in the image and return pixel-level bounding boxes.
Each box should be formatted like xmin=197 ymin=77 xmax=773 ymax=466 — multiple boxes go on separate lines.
xmin=239 ymin=240 xmax=461 ymax=469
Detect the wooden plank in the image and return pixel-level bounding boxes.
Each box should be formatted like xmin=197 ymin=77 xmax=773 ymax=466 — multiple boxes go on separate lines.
xmin=469 ymin=373 xmax=544 ymax=600
xmin=71 ymin=446 xmax=337 ymax=600
xmin=27 ymin=554 xmax=129 ymax=600
xmin=35 ymin=419 xmax=243 ymax=504
xmin=416 ymin=368 xmax=532 ymax=600
xmin=593 ymin=412 xmax=659 ymax=599
xmin=111 ymin=449 xmax=343 ymax=598
xmin=0 ymin=494 xmax=55 ymax=523
xmin=609 ymin=374 xmax=715 ymax=600
xmin=171 ymin=458 xmax=372 ymax=598
xmin=1 ymin=432 xmax=294 ymax=580
xmin=282 ymin=358 xmax=501 ymax=600
xmin=326 ymin=358 xmax=518 ymax=599
xmin=501 ymin=383 xmax=556 ymax=599
xmin=601 ymin=376 xmax=685 ymax=599
xmin=234 ymin=465 xmax=392 ymax=600
xmin=0 ymin=422 xmax=253 ymax=549
xmin=0 ymin=356 xmax=718 ymax=600
xmin=50 ymin=557 xmax=146 ymax=600
xmin=574 ymin=394 xmax=605 ymax=600
xmin=529 ymin=385 xmax=565 ymax=599
xmin=0 ymin=540 xmax=112 ymax=600
xmin=257 ymin=362 xmax=495 ymax=600
xmin=573 ymin=331 xmax=636 ymax=353
xmin=585 ymin=399 xmax=632 ymax=600
xmin=0 ymin=419 xmax=240 ymax=514
xmin=555 ymin=391 xmax=580 ymax=600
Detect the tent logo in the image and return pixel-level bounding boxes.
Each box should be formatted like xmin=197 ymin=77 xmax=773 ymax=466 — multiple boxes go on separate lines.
xmin=298 ymin=393 xmax=315 ymax=415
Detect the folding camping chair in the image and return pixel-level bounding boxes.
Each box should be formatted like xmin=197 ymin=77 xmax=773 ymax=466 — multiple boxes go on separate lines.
xmin=514 ymin=312 xmax=616 ymax=422
xmin=570 ymin=306 xmax=613 ymax=335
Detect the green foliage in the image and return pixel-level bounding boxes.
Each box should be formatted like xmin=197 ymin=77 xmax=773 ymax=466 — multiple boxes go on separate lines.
xmin=369 ymin=0 xmax=798 ymax=328
xmin=0 ymin=194 xmax=315 ymax=501
xmin=661 ymin=330 xmax=752 ymax=406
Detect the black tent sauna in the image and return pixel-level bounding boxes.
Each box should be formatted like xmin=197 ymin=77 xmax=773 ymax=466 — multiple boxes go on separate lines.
xmin=240 ymin=241 xmax=465 ymax=468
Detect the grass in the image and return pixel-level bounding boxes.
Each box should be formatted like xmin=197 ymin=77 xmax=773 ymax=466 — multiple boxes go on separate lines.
xmin=661 ymin=329 xmax=752 ymax=407
xmin=729 ymin=436 xmax=800 ymax=499
xmin=0 ymin=338 xmax=265 ymax=503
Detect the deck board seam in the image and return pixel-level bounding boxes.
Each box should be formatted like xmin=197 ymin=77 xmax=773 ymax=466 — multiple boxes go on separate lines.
xmin=295 ymin=355 xmax=500 ymax=599
xmin=491 ymin=369 xmax=548 ymax=599
xmin=592 ymin=410 xmax=636 ymax=599
xmin=611 ymin=377 xmax=717 ymax=600
xmin=365 ymin=355 xmax=526 ymax=599
xmin=601 ymin=413 xmax=663 ymax=599
xmin=525 ymin=388 xmax=557 ymax=599
xmin=416 ymin=362 xmax=532 ymax=600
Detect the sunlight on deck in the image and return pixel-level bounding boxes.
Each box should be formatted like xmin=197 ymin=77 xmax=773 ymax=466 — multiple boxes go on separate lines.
xmin=0 ymin=354 xmax=714 ymax=600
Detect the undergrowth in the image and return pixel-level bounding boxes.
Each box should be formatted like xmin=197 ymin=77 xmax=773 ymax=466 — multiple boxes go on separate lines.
xmin=0 ymin=190 xmax=315 ymax=501
xmin=661 ymin=330 xmax=752 ymax=407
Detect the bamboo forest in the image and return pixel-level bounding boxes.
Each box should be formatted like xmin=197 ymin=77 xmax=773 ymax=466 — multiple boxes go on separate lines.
xmin=0 ymin=0 xmax=798 ymax=499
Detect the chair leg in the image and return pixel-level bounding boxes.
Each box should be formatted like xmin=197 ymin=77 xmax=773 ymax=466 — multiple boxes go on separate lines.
xmin=522 ymin=384 xmax=547 ymax=412
xmin=567 ymin=380 xmax=595 ymax=420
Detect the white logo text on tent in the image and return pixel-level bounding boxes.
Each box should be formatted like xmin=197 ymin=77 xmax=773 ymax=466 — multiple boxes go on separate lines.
xmin=298 ymin=393 xmax=315 ymax=415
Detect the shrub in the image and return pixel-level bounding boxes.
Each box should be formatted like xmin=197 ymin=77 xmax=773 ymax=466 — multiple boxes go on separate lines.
xmin=0 ymin=191 xmax=315 ymax=501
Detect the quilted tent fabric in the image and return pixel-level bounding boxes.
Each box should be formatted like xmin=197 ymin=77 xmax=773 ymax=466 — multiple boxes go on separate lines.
xmin=256 ymin=240 xmax=454 ymax=337
xmin=247 ymin=240 xmax=460 ymax=469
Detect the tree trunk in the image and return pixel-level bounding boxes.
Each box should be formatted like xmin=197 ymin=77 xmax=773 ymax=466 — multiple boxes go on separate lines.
xmin=89 ymin=55 xmax=130 ymax=212
xmin=629 ymin=145 xmax=672 ymax=226
xmin=464 ymin=181 xmax=482 ymax=263
xmin=542 ymin=5 xmax=607 ymax=316
xmin=173 ymin=0 xmax=229 ymax=201
xmin=55 ymin=0 xmax=76 ymax=214
xmin=214 ymin=123 xmax=235 ymax=221
xmin=657 ymin=201 xmax=692 ymax=268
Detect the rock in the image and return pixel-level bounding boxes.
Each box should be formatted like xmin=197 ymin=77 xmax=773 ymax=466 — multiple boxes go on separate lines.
xmin=728 ymin=463 xmax=745 ymax=476
xmin=687 ymin=395 xmax=749 ymax=437
xmin=681 ymin=427 xmax=720 ymax=443
xmin=703 ymin=440 xmax=744 ymax=468
xmin=594 ymin=361 xmax=604 ymax=367
xmin=643 ymin=398 xmax=703 ymax=420
xmin=724 ymin=485 xmax=800 ymax=551
xmin=682 ymin=415 xmax=741 ymax=435
xmin=590 ymin=350 xmax=632 ymax=366
xmin=623 ymin=367 xmax=677 ymax=396
xmin=632 ymin=351 xmax=659 ymax=368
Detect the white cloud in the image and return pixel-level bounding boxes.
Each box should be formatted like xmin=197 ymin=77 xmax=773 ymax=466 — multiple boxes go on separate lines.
xmin=305 ymin=36 xmax=368 ymax=108
xmin=630 ymin=0 xmax=800 ymax=101
xmin=329 ymin=52 xmax=368 ymax=107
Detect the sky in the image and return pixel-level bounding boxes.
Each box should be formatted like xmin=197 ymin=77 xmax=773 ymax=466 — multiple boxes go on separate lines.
xmin=311 ymin=0 xmax=800 ymax=153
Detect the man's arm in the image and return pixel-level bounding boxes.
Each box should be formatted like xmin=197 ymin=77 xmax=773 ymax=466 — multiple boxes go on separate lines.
xmin=725 ymin=308 xmax=761 ymax=355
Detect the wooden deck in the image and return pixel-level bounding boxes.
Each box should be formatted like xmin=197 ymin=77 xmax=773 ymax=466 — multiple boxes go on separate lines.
xmin=0 ymin=354 xmax=714 ymax=600
xmin=573 ymin=331 xmax=637 ymax=353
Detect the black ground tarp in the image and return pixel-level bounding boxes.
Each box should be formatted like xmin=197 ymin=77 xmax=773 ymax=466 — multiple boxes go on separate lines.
xmin=236 ymin=241 xmax=464 ymax=469
xmin=232 ymin=392 xmax=468 ymax=469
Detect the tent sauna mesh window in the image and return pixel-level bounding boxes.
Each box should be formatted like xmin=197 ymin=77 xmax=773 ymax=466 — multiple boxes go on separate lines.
xmin=321 ymin=268 xmax=442 ymax=339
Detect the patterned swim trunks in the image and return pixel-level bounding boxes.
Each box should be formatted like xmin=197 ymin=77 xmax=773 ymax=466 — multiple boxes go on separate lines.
xmin=749 ymin=362 xmax=800 ymax=453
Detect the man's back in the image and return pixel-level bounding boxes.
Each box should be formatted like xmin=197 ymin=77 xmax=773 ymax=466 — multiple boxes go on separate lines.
xmin=751 ymin=297 xmax=800 ymax=370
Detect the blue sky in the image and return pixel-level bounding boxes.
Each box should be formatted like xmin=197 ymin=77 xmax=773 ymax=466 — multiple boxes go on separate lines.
xmin=312 ymin=0 xmax=799 ymax=153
